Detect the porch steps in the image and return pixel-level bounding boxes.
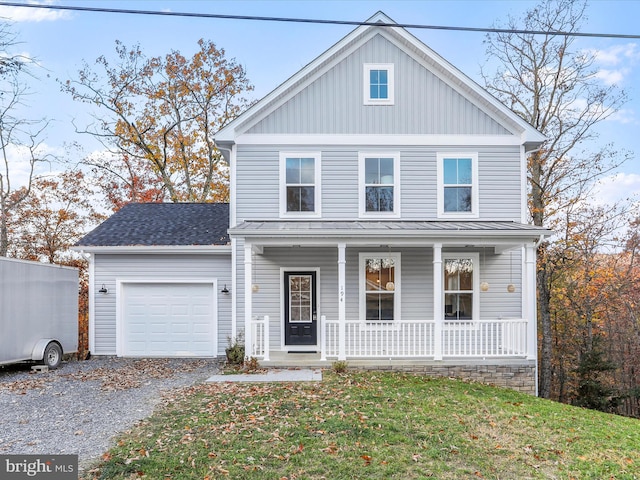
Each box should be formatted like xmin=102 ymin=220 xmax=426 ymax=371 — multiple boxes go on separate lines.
xmin=261 ymin=353 xmax=325 ymax=368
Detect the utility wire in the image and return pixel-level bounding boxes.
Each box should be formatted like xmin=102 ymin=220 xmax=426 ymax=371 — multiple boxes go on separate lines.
xmin=1 ymin=1 xmax=640 ymax=40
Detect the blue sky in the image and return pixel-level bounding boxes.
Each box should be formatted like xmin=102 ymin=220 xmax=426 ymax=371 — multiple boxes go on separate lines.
xmin=2 ymin=0 xmax=640 ymax=206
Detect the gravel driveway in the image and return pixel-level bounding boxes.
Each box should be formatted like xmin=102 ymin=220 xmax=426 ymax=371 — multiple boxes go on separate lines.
xmin=0 ymin=356 xmax=220 ymax=472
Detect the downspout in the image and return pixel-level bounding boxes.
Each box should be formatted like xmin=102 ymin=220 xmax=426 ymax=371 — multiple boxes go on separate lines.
xmin=532 ymin=234 xmax=545 ymax=397
xmin=216 ymin=143 xmax=237 ymax=340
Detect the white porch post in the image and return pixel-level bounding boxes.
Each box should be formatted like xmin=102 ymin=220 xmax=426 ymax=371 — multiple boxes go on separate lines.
xmin=433 ymin=243 xmax=443 ymax=360
xmin=338 ymin=242 xmax=347 ymax=361
xmin=244 ymin=243 xmax=253 ymax=358
xmin=525 ymin=244 xmax=537 ymax=360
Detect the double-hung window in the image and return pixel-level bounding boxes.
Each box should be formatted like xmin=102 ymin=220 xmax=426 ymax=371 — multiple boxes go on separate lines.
xmin=443 ymin=253 xmax=479 ymax=321
xmin=437 ymin=153 xmax=479 ymax=218
xmin=359 ymin=153 xmax=400 ymax=217
xmin=363 ymin=64 xmax=394 ymax=105
xmin=280 ymin=152 xmax=321 ymax=217
xmin=360 ymin=252 xmax=400 ymax=322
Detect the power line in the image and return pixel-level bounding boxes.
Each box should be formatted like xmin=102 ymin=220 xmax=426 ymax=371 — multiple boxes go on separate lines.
xmin=1 ymin=1 xmax=640 ymax=40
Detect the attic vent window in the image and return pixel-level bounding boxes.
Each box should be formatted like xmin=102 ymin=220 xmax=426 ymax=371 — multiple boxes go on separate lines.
xmin=364 ymin=64 xmax=394 ymax=105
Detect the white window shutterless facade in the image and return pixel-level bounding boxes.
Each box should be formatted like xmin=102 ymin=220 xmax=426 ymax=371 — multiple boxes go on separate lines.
xmin=358 ymin=153 xmax=400 ymax=218
xmin=279 ymin=152 xmax=321 ymax=218
xmin=363 ymin=63 xmax=395 ymax=105
xmin=437 ymin=153 xmax=479 ymax=218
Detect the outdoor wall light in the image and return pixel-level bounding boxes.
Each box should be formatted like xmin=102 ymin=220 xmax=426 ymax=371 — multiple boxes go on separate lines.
xmin=99 ymin=284 xmax=108 ymax=294
xmin=221 ymin=284 xmax=230 ymax=294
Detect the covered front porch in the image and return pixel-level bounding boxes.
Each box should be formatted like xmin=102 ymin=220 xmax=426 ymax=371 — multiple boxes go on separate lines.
xmin=231 ymin=220 xmax=548 ymax=366
xmin=251 ymin=316 xmax=530 ymax=361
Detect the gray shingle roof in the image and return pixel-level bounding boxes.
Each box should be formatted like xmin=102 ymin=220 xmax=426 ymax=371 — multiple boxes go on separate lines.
xmin=76 ymin=203 xmax=229 ymax=247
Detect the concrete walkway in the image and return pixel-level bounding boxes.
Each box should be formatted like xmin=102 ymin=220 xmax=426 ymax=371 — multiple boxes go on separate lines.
xmin=206 ymin=368 xmax=322 ymax=383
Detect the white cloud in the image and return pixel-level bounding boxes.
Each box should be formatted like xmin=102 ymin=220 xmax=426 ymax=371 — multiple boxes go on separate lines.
xmin=595 ymin=68 xmax=626 ymax=86
xmin=590 ymin=43 xmax=640 ymax=66
xmin=607 ymin=108 xmax=637 ymax=125
xmin=592 ymin=172 xmax=640 ymax=206
xmin=585 ymin=43 xmax=640 ymax=87
xmin=0 ymin=1 xmax=70 ymax=23
xmin=3 ymin=141 xmax=64 ymax=189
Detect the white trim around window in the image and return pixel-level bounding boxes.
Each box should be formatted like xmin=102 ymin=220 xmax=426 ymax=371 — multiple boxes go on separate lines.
xmin=358 ymin=152 xmax=400 ymax=218
xmin=359 ymin=252 xmax=401 ymax=323
xmin=442 ymin=252 xmax=480 ymax=322
xmin=363 ymin=63 xmax=395 ymax=105
xmin=279 ymin=152 xmax=322 ymax=218
xmin=437 ymin=152 xmax=479 ymax=218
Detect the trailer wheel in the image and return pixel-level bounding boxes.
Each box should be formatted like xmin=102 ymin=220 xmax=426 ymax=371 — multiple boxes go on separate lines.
xmin=42 ymin=342 xmax=62 ymax=369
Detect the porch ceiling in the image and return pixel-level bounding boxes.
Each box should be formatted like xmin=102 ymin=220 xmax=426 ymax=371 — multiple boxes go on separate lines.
xmin=229 ymin=220 xmax=552 ymax=250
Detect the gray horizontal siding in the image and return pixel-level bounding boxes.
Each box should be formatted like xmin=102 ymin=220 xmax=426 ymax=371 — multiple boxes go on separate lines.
xmin=242 ymin=246 xmax=519 ymax=352
xmin=93 ymin=253 xmax=232 ymax=356
xmin=246 ymin=34 xmax=511 ymax=136
xmin=235 ymin=145 xmax=522 ymax=222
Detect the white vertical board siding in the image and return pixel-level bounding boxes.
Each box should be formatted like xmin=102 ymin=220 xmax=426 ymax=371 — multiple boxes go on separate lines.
xmin=93 ymin=254 xmax=231 ymax=355
xmin=246 ymin=34 xmax=511 ymax=136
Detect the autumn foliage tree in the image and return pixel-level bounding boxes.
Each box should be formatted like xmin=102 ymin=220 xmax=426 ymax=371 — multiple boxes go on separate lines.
xmin=8 ymin=170 xmax=105 ymax=262
xmin=8 ymin=169 xmax=106 ymax=358
xmin=482 ymin=0 xmax=630 ymax=398
xmin=62 ymin=39 xmax=252 ymax=205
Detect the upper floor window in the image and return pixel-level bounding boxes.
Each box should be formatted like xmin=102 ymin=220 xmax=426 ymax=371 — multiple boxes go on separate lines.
xmin=280 ymin=152 xmax=321 ymax=217
xmin=437 ymin=153 xmax=479 ymax=218
xmin=359 ymin=153 xmax=400 ymax=217
xmin=363 ymin=64 xmax=394 ymax=105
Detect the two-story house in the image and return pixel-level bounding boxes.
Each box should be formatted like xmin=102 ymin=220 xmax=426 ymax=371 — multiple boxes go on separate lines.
xmin=76 ymin=12 xmax=551 ymax=394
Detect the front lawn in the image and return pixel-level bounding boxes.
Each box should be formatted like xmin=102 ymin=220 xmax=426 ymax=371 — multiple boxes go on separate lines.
xmin=82 ymin=371 xmax=640 ymax=479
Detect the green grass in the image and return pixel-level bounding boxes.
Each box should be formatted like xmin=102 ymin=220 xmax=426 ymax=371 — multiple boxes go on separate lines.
xmin=82 ymin=372 xmax=640 ymax=479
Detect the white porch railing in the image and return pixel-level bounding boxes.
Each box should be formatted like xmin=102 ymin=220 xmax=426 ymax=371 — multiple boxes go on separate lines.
xmin=248 ymin=317 xmax=528 ymax=361
xmin=441 ymin=319 xmax=528 ymax=357
xmin=250 ymin=315 xmax=270 ymax=361
xmin=323 ymin=320 xmax=435 ymax=358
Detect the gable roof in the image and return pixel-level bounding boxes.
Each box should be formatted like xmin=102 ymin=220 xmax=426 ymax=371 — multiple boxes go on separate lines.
xmin=215 ymin=11 xmax=545 ymax=150
xmin=75 ymin=203 xmax=230 ymax=248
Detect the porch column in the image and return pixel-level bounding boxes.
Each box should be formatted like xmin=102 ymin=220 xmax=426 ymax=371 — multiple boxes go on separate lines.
xmin=525 ymin=244 xmax=537 ymax=360
xmin=244 ymin=243 xmax=253 ymax=358
xmin=433 ymin=243 xmax=443 ymax=360
xmin=338 ymin=242 xmax=347 ymax=361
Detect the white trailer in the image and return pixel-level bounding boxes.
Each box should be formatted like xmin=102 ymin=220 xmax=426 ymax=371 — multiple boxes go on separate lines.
xmin=0 ymin=257 xmax=78 ymax=369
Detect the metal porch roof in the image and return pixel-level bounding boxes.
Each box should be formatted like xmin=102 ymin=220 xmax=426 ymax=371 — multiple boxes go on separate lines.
xmin=229 ymin=220 xmax=552 ymax=240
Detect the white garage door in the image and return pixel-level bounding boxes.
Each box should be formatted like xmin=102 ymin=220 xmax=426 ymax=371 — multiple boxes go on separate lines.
xmin=122 ymin=283 xmax=216 ymax=357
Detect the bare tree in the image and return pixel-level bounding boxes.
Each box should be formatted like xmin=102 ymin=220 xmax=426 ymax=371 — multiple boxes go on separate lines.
xmin=0 ymin=23 xmax=51 ymax=256
xmin=482 ymin=0 xmax=630 ymax=397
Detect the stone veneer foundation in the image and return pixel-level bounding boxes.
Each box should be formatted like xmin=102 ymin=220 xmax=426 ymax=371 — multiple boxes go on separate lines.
xmin=356 ymin=363 xmax=537 ymax=395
